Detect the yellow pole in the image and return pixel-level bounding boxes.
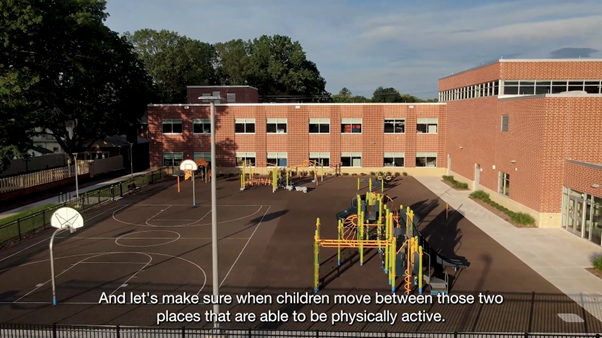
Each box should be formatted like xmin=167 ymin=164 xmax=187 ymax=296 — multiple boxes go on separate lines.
xmin=320 ymin=159 xmax=324 ymax=182
xmin=369 ymin=178 xmax=372 ymax=191
xmin=382 ymin=177 xmax=384 ymax=193
xmin=357 ymin=177 xmax=360 ymax=191
xmin=272 ymin=167 xmax=277 ymax=192
xmin=406 ymin=238 xmax=412 ymax=295
xmin=337 ymin=219 xmax=342 ymax=266
xmin=446 ymin=203 xmax=449 ymax=219
xmin=359 ymin=210 xmax=364 ymax=266
xmin=314 ymin=218 xmax=320 ymax=293
xmin=391 ymin=237 xmax=396 ymax=292
xmin=177 ymin=176 xmax=180 ymax=192
xmin=418 ymin=245 xmax=423 ymax=294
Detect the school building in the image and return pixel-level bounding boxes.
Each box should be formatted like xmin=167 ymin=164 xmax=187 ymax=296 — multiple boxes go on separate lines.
xmin=146 ymin=59 xmax=602 ymax=247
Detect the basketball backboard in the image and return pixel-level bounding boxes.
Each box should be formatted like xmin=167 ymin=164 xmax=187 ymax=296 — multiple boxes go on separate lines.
xmin=50 ymin=207 xmax=84 ymax=230
xmin=180 ymin=159 xmax=198 ymax=171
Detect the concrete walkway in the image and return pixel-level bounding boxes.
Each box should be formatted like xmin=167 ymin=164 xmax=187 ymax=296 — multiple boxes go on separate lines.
xmin=415 ymin=176 xmax=602 ymax=323
xmin=0 ymin=170 xmax=151 ymax=220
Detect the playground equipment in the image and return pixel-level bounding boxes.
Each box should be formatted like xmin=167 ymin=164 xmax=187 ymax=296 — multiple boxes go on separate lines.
xmin=357 ymin=172 xmax=394 ymax=192
xmin=240 ymin=162 xmax=278 ymax=192
xmin=314 ymin=191 xmax=470 ymax=295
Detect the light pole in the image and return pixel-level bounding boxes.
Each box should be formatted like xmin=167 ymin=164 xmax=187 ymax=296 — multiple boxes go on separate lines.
xmin=129 ymin=143 xmax=134 ymax=181
xmin=199 ymin=95 xmax=222 ymax=328
xmin=72 ymin=153 xmax=79 ymax=199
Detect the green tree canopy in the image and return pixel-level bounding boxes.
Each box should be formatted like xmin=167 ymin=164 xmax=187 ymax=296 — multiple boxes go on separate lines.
xmin=0 ymin=0 xmax=155 ymax=163
xmin=124 ymin=29 xmax=217 ymax=103
xmin=333 ymin=88 xmax=371 ymax=103
xmin=372 ymin=87 xmax=425 ymax=103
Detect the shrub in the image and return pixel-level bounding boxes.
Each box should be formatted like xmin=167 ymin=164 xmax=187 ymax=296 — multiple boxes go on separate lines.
xmin=402 ymin=172 xmax=408 ymax=176
xmin=443 ymin=175 xmax=468 ymax=190
xmin=469 ymin=190 xmax=535 ymax=226
xmin=360 ymin=172 xmax=367 ymax=176
xmin=342 ymin=172 xmax=350 ymax=176
xmin=351 ymin=173 xmax=358 ymax=176
xmin=369 ymin=171 xmax=376 ymax=176
xmin=512 ymin=212 xmax=536 ymax=226
xmin=385 ymin=171 xmax=392 ymax=177
xmin=442 ymin=175 xmax=454 ymax=182
xmin=394 ymin=172 xmax=401 ymax=177
xmin=470 ymin=190 xmax=490 ymax=200
xmin=592 ymin=252 xmax=602 ymax=272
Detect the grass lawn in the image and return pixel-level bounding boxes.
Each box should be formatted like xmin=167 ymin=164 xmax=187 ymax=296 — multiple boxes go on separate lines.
xmin=0 ymin=204 xmax=56 ymax=244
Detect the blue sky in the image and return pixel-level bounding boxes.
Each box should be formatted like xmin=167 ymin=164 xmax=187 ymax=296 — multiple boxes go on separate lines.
xmin=105 ymin=0 xmax=602 ymax=99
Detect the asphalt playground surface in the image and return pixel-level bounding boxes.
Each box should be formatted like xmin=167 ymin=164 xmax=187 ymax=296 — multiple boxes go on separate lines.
xmin=0 ymin=174 xmax=601 ymax=333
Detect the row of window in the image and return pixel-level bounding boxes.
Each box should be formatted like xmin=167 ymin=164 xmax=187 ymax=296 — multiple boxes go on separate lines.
xmin=439 ymin=79 xmax=602 ymax=101
xmin=439 ymin=81 xmax=500 ymax=102
xmin=162 ymin=152 xmax=438 ymax=168
xmin=199 ymin=91 xmax=237 ymax=102
xmin=162 ymin=118 xmax=439 ymax=135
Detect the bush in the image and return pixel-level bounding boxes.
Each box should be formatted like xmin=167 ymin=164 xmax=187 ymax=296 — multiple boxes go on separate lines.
xmin=360 ymin=172 xmax=367 ymax=176
xmin=369 ymin=171 xmax=376 ymax=176
xmin=385 ymin=171 xmax=392 ymax=177
xmin=351 ymin=173 xmax=358 ymax=176
xmin=442 ymin=175 xmax=469 ymax=190
xmin=469 ymin=190 xmax=536 ymax=226
xmin=402 ymin=172 xmax=408 ymax=176
xmin=394 ymin=172 xmax=401 ymax=177
xmin=592 ymin=252 xmax=602 ymax=272
xmin=342 ymin=172 xmax=349 ymax=176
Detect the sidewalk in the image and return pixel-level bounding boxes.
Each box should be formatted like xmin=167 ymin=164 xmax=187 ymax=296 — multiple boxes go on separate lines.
xmin=415 ymin=176 xmax=602 ymax=322
xmin=0 ymin=170 xmax=151 ymax=220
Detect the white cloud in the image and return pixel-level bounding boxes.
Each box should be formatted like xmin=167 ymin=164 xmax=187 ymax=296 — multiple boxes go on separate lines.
xmin=105 ymin=0 xmax=602 ymax=99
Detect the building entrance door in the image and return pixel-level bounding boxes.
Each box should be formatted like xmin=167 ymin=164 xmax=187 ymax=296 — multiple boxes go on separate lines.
xmin=567 ymin=195 xmax=584 ymax=236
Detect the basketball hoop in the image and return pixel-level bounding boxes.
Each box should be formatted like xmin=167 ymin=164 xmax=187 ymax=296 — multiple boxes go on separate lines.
xmin=70 ymin=226 xmax=76 ymax=234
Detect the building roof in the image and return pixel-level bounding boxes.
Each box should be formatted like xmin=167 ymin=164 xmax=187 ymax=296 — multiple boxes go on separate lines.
xmin=148 ymin=102 xmax=445 ymax=107
xmin=187 ymin=85 xmax=258 ymax=90
xmin=439 ymin=58 xmax=602 ymax=80
xmin=30 ymin=146 xmax=54 ymax=154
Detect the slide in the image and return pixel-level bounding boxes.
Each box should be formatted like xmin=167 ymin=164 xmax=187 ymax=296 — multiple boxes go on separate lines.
xmin=398 ymin=212 xmax=470 ymax=270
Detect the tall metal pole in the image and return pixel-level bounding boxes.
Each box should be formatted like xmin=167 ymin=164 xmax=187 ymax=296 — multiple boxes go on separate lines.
xmin=192 ymin=170 xmax=196 ymax=206
xmin=73 ymin=153 xmax=79 ymax=199
xmin=49 ymin=228 xmax=63 ymax=305
xmin=130 ymin=143 xmax=134 ymax=181
xmin=210 ymin=101 xmax=220 ymax=328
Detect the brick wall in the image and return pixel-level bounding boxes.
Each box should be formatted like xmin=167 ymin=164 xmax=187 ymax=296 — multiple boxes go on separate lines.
xmin=147 ymin=103 xmax=446 ymax=170
xmin=186 ymin=86 xmax=259 ymax=104
xmin=438 ymin=63 xmax=500 ymax=91
xmin=501 ymin=61 xmax=602 ymax=79
xmin=563 ymin=161 xmax=602 ymax=197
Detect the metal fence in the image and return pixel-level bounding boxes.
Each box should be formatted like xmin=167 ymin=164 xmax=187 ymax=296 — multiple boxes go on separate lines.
xmin=0 ymin=325 xmax=600 ymax=338
xmin=0 ymin=167 xmax=172 ymax=247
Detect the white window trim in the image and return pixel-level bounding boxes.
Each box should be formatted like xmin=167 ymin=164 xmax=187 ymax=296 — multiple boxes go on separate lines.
xmin=266 ymin=118 xmax=288 ymax=134
xmin=384 ymin=118 xmax=406 ymax=134
xmin=341 ymin=118 xmax=363 ymax=134
xmin=415 ymin=152 xmax=437 ymax=168
xmin=162 ymin=119 xmax=183 ymax=135
xmin=341 ymin=152 xmax=362 ymax=168
xmin=384 ymin=152 xmax=405 ymax=167
xmin=309 ymin=118 xmax=331 ymax=134
xmin=192 ymin=119 xmax=211 ymax=134
xmin=498 ymin=171 xmax=510 ymax=196
xmin=235 ymin=151 xmax=257 ymax=168
xmin=235 ymin=118 xmax=256 ymax=134
xmin=267 ymin=152 xmax=288 ymax=167
xmin=416 ymin=118 xmax=438 ymax=134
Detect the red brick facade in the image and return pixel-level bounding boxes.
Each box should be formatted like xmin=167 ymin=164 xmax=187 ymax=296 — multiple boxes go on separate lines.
xmin=563 ymin=161 xmax=602 ymax=197
xmin=148 ymin=103 xmax=447 ymax=169
xmin=148 ymin=60 xmax=602 ymax=216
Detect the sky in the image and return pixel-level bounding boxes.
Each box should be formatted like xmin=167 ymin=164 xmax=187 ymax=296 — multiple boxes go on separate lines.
xmin=105 ymin=0 xmax=602 ymax=99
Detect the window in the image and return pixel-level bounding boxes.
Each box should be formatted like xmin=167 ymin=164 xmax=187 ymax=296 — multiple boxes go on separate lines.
xmin=212 ymin=91 xmax=220 ymax=98
xmin=235 ymin=118 xmax=256 ymax=133
xmin=568 ymin=81 xmax=584 ymax=92
xmin=384 ymin=119 xmax=405 ymax=133
xmin=267 ymin=152 xmax=288 ymax=167
xmin=309 ymin=118 xmax=330 ymax=133
xmin=163 ymin=152 xmax=183 ymax=167
xmin=309 ymin=152 xmax=330 ymax=167
xmin=503 ymin=81 xmax=519 ymax=95
xmin=501 ymin=115 xmax=509 ymax=132
xmin=384 ymin=152 xmax=405 ymax=167
xmin=416 ymin=152 xmax=437 ymax=167
xmin=341 ymin=118 xmax=362 ymax=133
xmin=416 ymin=118 xmax=438 ymax=134
xmin=551 ymin=81 xmax=567 ymax=94
xmin=193 ymin=119 xmax=211 ymax=134
xmin=162 ymin=119 xmax=183 ymax=134
xmin=341 ymin=152 xmax=361 ymax=167
xmin=266 ymin=118 xmax=287 ymax=134
xmin=584 ymin=81 xmax=601 ymax=94
xmin=193 ymin=152 xmax=211 ymax=167
xmin=499 ymin=171 xmax=510 ymax=196
xmin=202 ymin=93 xmax=210 ymax=97
xmin=535 ymin=81 xmax=551 ymax=95
xmin=518 ymin=81 xmax=535 ymax=95
xmin=227 ymin=93 xmax=236 ymax=102
xmin=236 ymin=152 xmax=256 ymax=167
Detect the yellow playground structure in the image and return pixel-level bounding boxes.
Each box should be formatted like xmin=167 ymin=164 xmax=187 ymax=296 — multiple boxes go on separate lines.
xmin=313 ymin=190 xmax=470 ymax=295
xmin=239 ymin=162 xmax=279 ymax=192
xmin=239 ymin=159 xmax=330 ymax=193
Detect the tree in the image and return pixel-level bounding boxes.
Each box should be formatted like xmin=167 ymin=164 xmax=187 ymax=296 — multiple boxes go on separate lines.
xmin=333 ymin=88 xmax=371 ymax=103
xmin=372 ymin=87 xmax=425 ymax=103
xmin=245 ymin=35 xmax=327 ymax=96
xmin=0 ymin=0 xmax=155 ymax=161
xmin=215 ymin=39 xmax=251 ymax=86
xmin=125 ymin=29 xmax=217 ymax=103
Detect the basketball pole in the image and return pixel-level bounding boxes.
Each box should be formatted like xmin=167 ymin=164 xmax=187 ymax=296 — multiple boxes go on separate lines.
xmin=49 ymin=227 xmax=63 ymax=305
xmin=192 ymin=170 xmax=196 ymax=206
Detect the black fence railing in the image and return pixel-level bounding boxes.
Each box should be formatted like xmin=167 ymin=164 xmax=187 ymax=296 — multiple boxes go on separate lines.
xmin=0 ymin=167 xmax=173 ymax=247
xmin=0 ymin=324 xmax=600 ymax=338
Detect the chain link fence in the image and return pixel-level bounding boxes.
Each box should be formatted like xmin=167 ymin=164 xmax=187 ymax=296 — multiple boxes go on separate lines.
xmin=0 ymin=167 xmax=173 ymax=247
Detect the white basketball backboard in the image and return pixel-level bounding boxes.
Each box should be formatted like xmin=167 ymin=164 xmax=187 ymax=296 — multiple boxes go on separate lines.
xmin=179 ymin=159 xmax=198 ymax=171
xmin=51 ymin=207 xmax=84 ymax=230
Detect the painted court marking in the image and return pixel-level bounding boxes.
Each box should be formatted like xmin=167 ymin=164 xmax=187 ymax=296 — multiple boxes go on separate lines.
xmin=220 ymin=205 xmax=271 ymax=287
xmin=1 ymin=251 xmax=207 ymax=304
xmin=115 ymin=230 xmax=181 ymax=248
xmin=112 ymin=204 xmax=266 ymax=227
